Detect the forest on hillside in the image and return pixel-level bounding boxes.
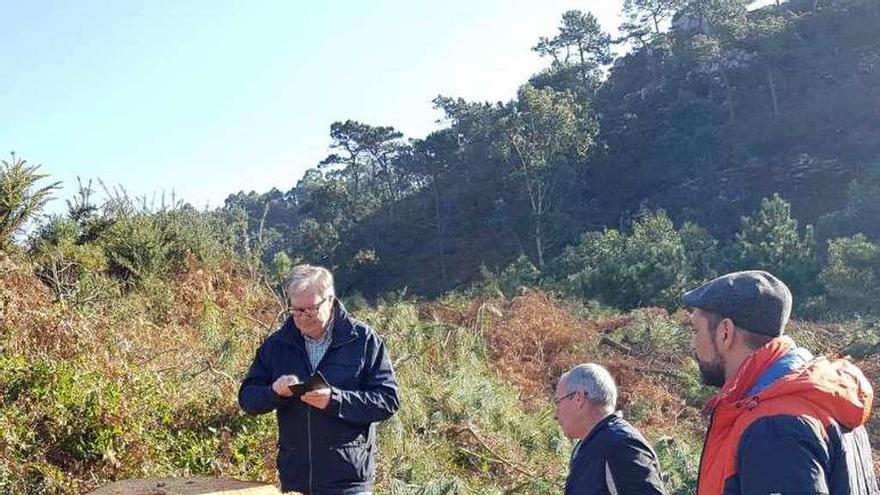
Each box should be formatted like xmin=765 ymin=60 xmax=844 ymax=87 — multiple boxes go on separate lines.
xmin=214 ymin=0 xmax=879 ymax=317
xmin=2 ymin=0 xmax=880 ymax=493
xmin=6 ymin=0 xmax=880 ymax=320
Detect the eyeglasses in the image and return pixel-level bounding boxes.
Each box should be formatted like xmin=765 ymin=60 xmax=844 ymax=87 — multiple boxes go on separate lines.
xmin=290 ymin=295 xmax=331 ymax=316
xmin=553 ymin=391 xmax=578 ymax=405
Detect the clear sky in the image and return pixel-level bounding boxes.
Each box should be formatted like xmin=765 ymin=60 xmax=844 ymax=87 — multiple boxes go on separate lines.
xmin=1 ymin=1 xmax=642 ymax=213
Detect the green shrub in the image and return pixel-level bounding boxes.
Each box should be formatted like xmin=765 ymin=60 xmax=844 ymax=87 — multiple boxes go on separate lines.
xmin=0 ymin=355 xmax=129 ymax=494
xmin=100 ymin=214 xmax=170 ymax=284
xmin=156 ymin=207 xmax=236 ymax=271
xmin=654 ymin=437 xmax=699 ymax=495
xmin=549 ymin=211 xmax=690 ymax=309
xmin=358 ymin=300 xmax=569 ymax=493
xmin=680 ymin=222 xmax=720 ymax=282
xmin=817 ymin=160 xmax=880 ymax=241
xmin=729 ymin=194 xmax=819 ymax=299
xmin=30 ymin=217 xmax=116 ymax=304
xmin=478 ymin=255 xmax=541 ymax=298
xmin=819 ymin=234 xmax=880 ymax=318
xmin=0 ymin=154 xmax=60 ymax=250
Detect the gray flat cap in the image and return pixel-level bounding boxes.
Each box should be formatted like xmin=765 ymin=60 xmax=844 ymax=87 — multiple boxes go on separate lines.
xmin=682 ymin=270 xmax=792 ymax=336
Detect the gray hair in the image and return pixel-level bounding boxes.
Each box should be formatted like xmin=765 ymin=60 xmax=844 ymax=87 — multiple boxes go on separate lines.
xmin=560 ymin=363 xmax=617 ymax=412
xmin=285 ymin=265 xmax=335 ymax=299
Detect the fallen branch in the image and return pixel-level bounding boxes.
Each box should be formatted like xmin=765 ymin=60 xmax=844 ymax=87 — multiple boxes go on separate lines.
xmin=204 ymin=360 xmax=237 ymax=384
xmin=614 ymin=361 xmax=689 ymax=381
xmin=599 ymin=335 xmax=632 ymax=354
xmin=137 ymin=347 xmax=180 ymax=366
xmin=392 ymin=353 xmax=414 ymax=368
xmin=264 ymin=277 xmax=286 ymax=313
xmin=452 ymin=425 xmax=563 ymax=489
xmin=238 ymin=311 xmax=276 ymax=333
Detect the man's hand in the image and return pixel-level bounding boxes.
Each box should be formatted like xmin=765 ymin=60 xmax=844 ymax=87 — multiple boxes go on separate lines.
xmin=272 ymin=374 xmax=300 ymax=398
xmin=301 ymin=387 xmax=332 ymax=409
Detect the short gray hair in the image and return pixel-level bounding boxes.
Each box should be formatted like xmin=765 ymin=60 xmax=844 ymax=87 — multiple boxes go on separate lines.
xmin=285 ymin=265 xmax=335 ymax=299
xmin=560 ymin=363 xmax=617 ymax=411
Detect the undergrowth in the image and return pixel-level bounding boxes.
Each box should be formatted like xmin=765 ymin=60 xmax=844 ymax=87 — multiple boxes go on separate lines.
xmin=2 ymin=254 xmax=879 ymax=494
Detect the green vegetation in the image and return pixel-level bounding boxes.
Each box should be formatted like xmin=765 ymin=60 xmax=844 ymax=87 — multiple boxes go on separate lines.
xmin=0 ymin=240 xmax=713 ymax=494
xmin=3 ymin=0 xmax=880 ymax=492
xmin=1 ymin=181 xmax=879 ymax=493
xmin=212 ymin=0 xmax=880 ymax=307
xmin=0 ymin=153 xmax=60 ymax=251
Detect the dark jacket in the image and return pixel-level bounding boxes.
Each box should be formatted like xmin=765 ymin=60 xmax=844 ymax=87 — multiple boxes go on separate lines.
xmin=238 ymin=301 xmax=399 ymax=495
xmin=566 ymin=412 xmax=667 ymax=495
xmin=699 ymin=336 xmax=878 ymax=495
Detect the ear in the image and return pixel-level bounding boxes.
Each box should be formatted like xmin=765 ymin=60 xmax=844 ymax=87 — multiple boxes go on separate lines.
xmin=716 ymin=318 xmax=737 ymax=351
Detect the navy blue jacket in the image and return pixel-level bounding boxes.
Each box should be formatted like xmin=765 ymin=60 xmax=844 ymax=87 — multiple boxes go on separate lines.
xmin=238 ymin=301 xmax=399 ymax=495
xmin=566 ymin=412 xmax=667 ymax=495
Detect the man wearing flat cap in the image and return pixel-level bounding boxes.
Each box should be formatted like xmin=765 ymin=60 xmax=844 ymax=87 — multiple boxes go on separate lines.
xmin=683 ymin=270 xmax=878 ymax=495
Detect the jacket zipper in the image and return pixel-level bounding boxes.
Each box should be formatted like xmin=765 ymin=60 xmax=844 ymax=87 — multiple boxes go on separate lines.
xmin=305 ymin=349 xmax=315 ymax=495
xmin=307 ymin=406 xmax=313 ymax=495
xmin=299 ymin=325 xmax=358 ymax=494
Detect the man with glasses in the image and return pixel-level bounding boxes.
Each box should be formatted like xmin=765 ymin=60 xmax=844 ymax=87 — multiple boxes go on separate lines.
xmin=554 ymin=363 xmax=666 ymax=494
xmin=239 ymin=265 xmax=399 ymax=495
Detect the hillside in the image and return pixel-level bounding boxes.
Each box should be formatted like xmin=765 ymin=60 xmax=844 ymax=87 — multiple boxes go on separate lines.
xmin=222 ymin=0 xmax=880 ymax=299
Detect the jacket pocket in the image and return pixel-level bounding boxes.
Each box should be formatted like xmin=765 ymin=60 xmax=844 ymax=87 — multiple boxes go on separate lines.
xmin=325 ymin=440 xmax=371 ymax=484
xmin=276 ymin=445 xmax=308 ymax=489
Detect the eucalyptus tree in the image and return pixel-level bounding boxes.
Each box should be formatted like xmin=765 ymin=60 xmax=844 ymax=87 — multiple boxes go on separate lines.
xmin=498 ymin=84 xmax=597 ymax=268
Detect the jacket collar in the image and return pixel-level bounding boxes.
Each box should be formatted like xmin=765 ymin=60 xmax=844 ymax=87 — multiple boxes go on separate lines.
xmin=706 ymin=335 xmax=873 ymax=429
xmin=580 ymin=411 xmax=621 ymax=447
xmin=706 ymin=336 xmax=796 ymax=411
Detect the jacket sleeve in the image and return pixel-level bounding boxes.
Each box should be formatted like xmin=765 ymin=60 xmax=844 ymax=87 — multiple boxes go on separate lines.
xmin=737 ymin=416 xmax=831 ymax=495
xmin=238 ymin=341 xmax=290 ymax=415
xmin=328 ymin=333 xmax=399 ymax=425
xmin=606 ymin=437 xmax=668 ymax=495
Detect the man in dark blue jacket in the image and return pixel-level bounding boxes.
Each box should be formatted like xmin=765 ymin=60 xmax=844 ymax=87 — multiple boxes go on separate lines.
xmin=239 ymin=265 xmax=399 ymax=495
xmin=555 ymin=363 xmax=667 ymax=495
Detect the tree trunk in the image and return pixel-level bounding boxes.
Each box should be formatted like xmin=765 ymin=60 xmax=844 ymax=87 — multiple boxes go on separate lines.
xmin=719 ymin=68 xmax=736 ymax=121
xmin=577 ymin=46 xmax=588 ymax=91
xmin=534 ymin=219 xmax=544 ymax=269
xmin=767 ymin=66 xmax=780 ymax=119
xmin=433 ymin=176 xmax=448 ymax=285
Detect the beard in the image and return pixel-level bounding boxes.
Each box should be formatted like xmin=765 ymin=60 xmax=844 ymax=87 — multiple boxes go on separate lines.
xmin=697 ymin=354 xmax=726 ymax=388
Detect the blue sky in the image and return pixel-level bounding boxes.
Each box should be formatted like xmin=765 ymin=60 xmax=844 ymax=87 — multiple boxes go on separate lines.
xmin=2 ymin=1 xmax=629 ymax=213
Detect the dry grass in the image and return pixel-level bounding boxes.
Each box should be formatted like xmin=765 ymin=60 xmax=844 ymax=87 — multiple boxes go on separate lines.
xmin=0 ymin=255 xmax=59 ymax=351
xmin=483 ymin=292 xmax=594 ymax=402
xmin=4 ymin=251 xmax=879 ymax=493
xmin=479 ymin=292 xmax=706 ymax=441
